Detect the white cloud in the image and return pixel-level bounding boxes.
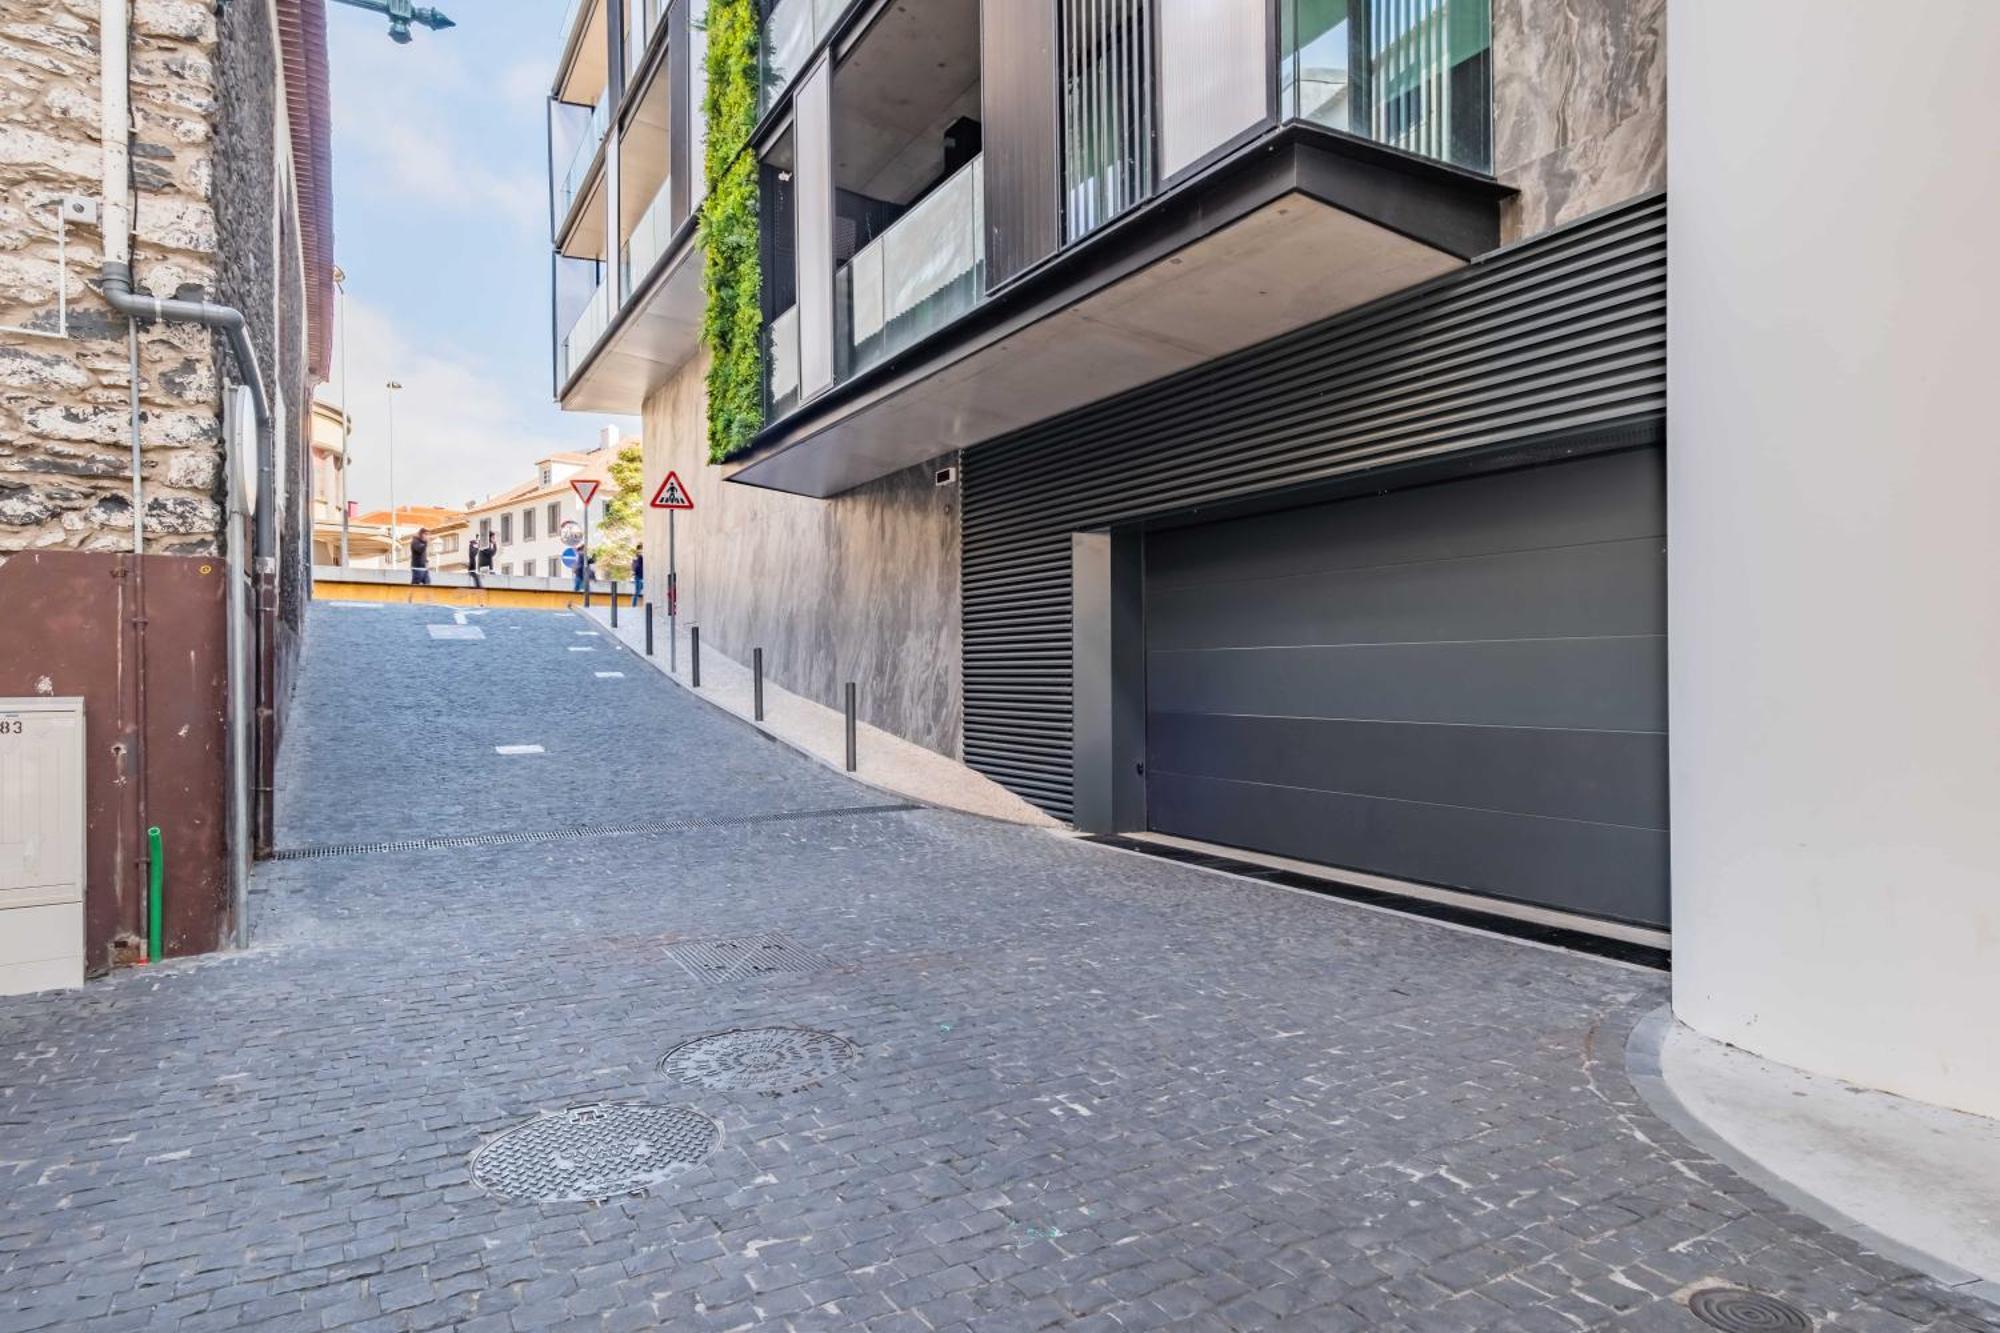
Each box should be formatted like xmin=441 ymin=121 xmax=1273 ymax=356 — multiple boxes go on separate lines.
xmin=318 ymin=295 xmax=627 ymax=513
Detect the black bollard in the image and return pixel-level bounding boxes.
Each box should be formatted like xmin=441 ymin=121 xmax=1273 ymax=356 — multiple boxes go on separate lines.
xmin=644 ymin=601 xmax=654 ymax=656
xmin=753 ymin=648 xmax=765 ymax=721
xmin=690 ymin=625 xmax=700 ymax=688
xmin=610 ymin=581 xmax=619 ymax=628
xmin=844 ymin=682 xmax=857 ymax=772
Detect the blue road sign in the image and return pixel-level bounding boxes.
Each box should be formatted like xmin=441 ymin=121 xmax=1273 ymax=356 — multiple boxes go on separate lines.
xmin=560 ymin=547 xmax=580 ymax=570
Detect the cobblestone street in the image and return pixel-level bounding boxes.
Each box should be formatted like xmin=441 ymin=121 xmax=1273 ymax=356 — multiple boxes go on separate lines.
xmin=1 ymin=603 xmax=1993 ymax=1332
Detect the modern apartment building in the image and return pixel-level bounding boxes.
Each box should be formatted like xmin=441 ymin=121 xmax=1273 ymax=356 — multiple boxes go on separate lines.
xmin=548 ymin=0 xmax=2000 ymax=1118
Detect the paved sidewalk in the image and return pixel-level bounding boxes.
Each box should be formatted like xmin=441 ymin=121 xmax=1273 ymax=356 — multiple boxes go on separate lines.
xmin=0 ymin=603 xmax=1993 ymax=1332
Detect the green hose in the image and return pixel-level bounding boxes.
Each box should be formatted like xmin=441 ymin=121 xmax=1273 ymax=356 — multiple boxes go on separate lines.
xmin=147 ymin=826 xmax=164 ymax=962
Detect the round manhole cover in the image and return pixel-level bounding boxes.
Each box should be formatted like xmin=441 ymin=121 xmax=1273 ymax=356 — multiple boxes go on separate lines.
xmin=660 ymin=1026 xmax=859 ymax=1094
xmin=1688 ymin=1288 xmax=1813 ymax=1332
xmin=470 ymin=1103 xmax=719 ymax=1203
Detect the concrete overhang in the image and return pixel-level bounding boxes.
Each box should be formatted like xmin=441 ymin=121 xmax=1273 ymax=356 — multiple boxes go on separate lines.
xmin=728 ymin=123 xmax=1513 ymax=499
xmin=558 ymin=221 xmax=706 ymax=415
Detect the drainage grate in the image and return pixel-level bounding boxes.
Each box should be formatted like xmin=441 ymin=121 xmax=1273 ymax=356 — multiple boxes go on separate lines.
xmin=269 ymin=803 xmax=917 ymax=860
xmin=663 ymin=933 xmax=834 ymax=986
xmin=660 ymin=1027 xmax=858 ymax=1094
xmin=470 ymin=1102 xmax=719 ymax=1204
xmin=1687 ymin=1288 xmax=1813 ymax=1332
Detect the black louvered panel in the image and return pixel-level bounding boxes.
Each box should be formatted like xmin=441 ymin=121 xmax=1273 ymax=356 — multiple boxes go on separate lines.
xmin=962 ymin=195 xmax=1668 ymax=822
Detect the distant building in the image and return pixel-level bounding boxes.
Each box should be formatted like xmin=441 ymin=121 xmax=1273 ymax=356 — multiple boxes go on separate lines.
xmin=457 ymin=429 xmax=626 ymax=582
xmin=309 ymin=400 xmax=350 ymax=564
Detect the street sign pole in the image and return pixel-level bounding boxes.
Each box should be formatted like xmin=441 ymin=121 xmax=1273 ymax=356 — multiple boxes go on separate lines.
xmin=582 ymin=502 xmax=591 ymax=608
xmin=668 ymin=508 xmax=677 ymax=672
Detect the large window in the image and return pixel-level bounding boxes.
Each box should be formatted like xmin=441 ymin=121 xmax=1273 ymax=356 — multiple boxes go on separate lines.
xmin=523 ymin=507 xmax=537 ymax=542
xmin=547 ymin=500 xmax=561 ymax=532
xmin=500 ymin=513 xmax=513 ymax=545
xmin=1282 ymin=0 xmax=1492 ymax=172
xmin=761 ymin=125 xmax=800 ymax=418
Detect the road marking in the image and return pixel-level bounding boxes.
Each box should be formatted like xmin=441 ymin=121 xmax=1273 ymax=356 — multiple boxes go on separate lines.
xmin=574 ymin=631 xmax=599 ymax=636
xmin=428 ymin=625 xmax=485 ymax=640
xmin=494 ymin=745 xmax=545 ymax=755
xmin=595 ymin=671 xmax=625 ymax=679
xmin=567 ymin=646 xmax=595 ymax=652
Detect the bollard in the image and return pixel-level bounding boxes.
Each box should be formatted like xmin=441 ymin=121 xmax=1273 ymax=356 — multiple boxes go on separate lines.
xmin=753 ymin=648 xmax=765 ymax=722
xmin=844 ymin=682 xmax=857 ymax=772
xmin=690 ymin=625 xmax=700 ymax=687
xmin=583 ymin=576 xmax=591 ymax=609
xmin=610 ymin=581 xmax=620 ymax=628
xmin=644 ymin=602 xmax=654 ymax=656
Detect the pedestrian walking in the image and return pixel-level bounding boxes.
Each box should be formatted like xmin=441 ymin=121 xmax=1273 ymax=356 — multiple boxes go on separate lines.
xmin=631 ymin=544 xmax=644 ymax=606
xmin=409 ymin=528 xmax=431 ymax=586
xmin=468 ymin=530 xmax=483 ymax=589
xmin=572 ymin=546 xmax=588 ymax=593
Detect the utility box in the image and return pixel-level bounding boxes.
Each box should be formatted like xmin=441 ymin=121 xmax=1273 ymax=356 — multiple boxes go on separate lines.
xmin=0 ymin=698 xmax=86 ymax=995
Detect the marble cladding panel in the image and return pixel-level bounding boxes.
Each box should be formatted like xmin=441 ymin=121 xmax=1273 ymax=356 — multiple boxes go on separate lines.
xmin=642 ymin=354 xmax=963 ymax=759
xmin=1491 ymin=0 xmax=1666 ymax=241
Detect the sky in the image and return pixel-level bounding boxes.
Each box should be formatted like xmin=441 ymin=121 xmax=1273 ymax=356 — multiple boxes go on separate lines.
xmin=318 ymin=0 xmax=635 ymax=514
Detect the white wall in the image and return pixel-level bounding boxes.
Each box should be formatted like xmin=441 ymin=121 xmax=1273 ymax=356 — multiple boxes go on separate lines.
xmin=1668 ymin=0 xmax=2000 ymax=1119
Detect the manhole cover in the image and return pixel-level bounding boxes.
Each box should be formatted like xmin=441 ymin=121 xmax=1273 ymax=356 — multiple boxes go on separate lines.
xmin=470 ymin=1103 xmax=718 ymax=1203
xmin=661 ymin=1027 xmax=859 ymax=1093
xmin=663 ymin=933 xmax=833 ymax=986
xmin=1688 ymin=1288 xmax=1813 ymax=1332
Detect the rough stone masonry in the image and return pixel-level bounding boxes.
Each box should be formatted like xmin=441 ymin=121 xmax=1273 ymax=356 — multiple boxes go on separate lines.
xmin=0 ymin=0 xmax=227 ymax=561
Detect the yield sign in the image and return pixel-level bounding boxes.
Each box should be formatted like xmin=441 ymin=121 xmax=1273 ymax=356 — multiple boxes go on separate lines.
xmin=649 ymin=471 xmax=694 ymax=510
xmin=570 ymin=477 xmax=600 ymax=506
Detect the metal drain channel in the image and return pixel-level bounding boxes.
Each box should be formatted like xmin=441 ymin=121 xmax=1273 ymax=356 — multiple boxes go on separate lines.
xmin=1687 ymin=1288 xmax=1815 ymax=1332
xmin=269 ymin=803 xmax=917 ymax=860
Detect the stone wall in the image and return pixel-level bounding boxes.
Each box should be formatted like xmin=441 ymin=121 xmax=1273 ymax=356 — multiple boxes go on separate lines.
xmin=0 ymin=0 xmax=233 ymax=559
xmin=1492 ymin=0 xmax=1666 ymax=241
xmin=643 ymin=353 xmax=963 ymax=758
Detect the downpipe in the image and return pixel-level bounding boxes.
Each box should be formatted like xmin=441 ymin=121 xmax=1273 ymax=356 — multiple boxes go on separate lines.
xmin=98 ymin=268 xmax=272 ymax=950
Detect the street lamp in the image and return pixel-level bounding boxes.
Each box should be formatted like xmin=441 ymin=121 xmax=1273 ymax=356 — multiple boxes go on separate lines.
xmin=334 ymin=265 xmax=351 ymax=567
xmin=385 ymin=380 xmax=403 ymax=567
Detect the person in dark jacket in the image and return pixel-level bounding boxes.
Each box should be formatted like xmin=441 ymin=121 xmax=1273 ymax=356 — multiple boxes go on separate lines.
xmin=468 ymin=529 xmax=484 ymax=589
xmin=480 ymin=534 xmax=498 ymax=577
xmin=409 ymin=528 xmax=431 ymax=586
xmin=631 ymin=544 xmax=644 ymax=606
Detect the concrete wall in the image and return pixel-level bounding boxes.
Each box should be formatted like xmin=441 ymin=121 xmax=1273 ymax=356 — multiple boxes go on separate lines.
xmin=642 ymin=352 xmax=962 ymax=757
xmin=1667 ymin=0 xmax=2000 ymax=1119
xmin=1492 ymin=0 xmax=1665 ymax=242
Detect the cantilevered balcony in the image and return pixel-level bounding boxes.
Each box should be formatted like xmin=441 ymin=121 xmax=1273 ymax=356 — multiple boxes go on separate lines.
xmin=729 ymin=0 xmax=1509 ymax=498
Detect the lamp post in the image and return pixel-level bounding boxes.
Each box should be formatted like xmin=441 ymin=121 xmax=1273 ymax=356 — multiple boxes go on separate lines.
xmin=385 ymin=380 xmax=403 ymax=566
xmin=334 ymin=265 xmax=352 ymax=567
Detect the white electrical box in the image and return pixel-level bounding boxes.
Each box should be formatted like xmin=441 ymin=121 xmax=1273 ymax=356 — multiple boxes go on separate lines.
xmin=0 ymin=698 xmax=86 ymax=995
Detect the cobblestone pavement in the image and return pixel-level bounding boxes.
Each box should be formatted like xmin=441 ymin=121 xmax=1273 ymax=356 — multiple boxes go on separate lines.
xmin=2 ymin=604 xmax=1993 ymax=1332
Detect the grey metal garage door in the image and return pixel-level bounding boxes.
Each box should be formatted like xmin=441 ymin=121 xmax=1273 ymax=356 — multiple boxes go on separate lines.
xmin=1144 ymin=448 xmax=1668 ymax=927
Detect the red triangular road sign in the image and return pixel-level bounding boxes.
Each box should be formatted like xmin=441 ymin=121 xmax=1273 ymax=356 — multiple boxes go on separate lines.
xmin=570 ymin=478 xmax=600 ymax=505
xmin=649 ymin=471 xmax=694 ymax=510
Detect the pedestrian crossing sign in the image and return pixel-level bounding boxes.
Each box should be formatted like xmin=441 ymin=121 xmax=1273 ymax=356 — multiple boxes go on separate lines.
xmin=650 ymin=472 xmax=694 ymax=510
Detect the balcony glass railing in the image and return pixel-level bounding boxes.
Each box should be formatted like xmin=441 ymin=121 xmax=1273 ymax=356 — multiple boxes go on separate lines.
xmin=558 ymin=283 xmax=612 ymax=387
xmin=767 ymin=304 xmax=801 ymax=418
xmin=834 ymin=155 xmax=984 ymax=385
xmin=619 ymin=181 xmax=674 ymax=298
xmin=626 ymin=0 xmax=665 ymax=77
xmin=759 ymin=0 xmax=859 ymax=112
xmin=554 ymin=92 xmax=610 ymax=226
xmin=1281 ymin=0 xmax=1492 ymax=172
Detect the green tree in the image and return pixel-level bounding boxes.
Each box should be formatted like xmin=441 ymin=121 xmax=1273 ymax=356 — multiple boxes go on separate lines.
xmin=595 ymin=440 xmax=646 ymax=577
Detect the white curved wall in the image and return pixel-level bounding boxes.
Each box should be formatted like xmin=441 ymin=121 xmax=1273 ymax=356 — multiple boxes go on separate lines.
xmin=1668 ymin=0 xmax=2000 ymax=1118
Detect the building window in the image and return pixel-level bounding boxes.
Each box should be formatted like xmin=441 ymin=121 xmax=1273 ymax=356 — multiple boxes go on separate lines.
xmin=500 ymin=513 xmax=513 ymax=544
xmin=523 ymin=507 xmax=537 ymax=542
xmin=540 ymin=465 xmax=553 ymax=486
xmin=501 ymin=563 xmax=513 ymax=576
xmin=547 ymin=500 xmax=561 ymax=532
xmin=478 ymin=517 xmax=492 ymax=541
xmin=549 ymin=557 xmax=560 ymax=578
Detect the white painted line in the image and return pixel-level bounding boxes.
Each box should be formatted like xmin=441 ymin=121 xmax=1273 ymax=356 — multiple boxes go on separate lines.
xmin=595 ymin=671 xmax=625 ymax=679
xmin=567 ymin=646 xmax=595 ymax=652
xmin=494 ymin=745 xmax=545 ymax=756
xmin=428 ymin=625 xmax=486 ymax=640
xmin=574 ymin=631 xmax=599 ymax=636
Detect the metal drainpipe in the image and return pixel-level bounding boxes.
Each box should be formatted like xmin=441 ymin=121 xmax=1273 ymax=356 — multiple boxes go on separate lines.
xmin=99 ymin=266 xmax=273 ymax=950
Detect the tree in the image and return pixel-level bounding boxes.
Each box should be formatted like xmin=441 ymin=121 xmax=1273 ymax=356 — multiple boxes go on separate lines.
xmin=595 ymin=440 xmax=645 ymax=578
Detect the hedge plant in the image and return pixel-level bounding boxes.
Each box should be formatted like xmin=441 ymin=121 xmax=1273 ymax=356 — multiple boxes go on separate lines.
xmin=699 ymin=0 xmax=763 ymax=463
